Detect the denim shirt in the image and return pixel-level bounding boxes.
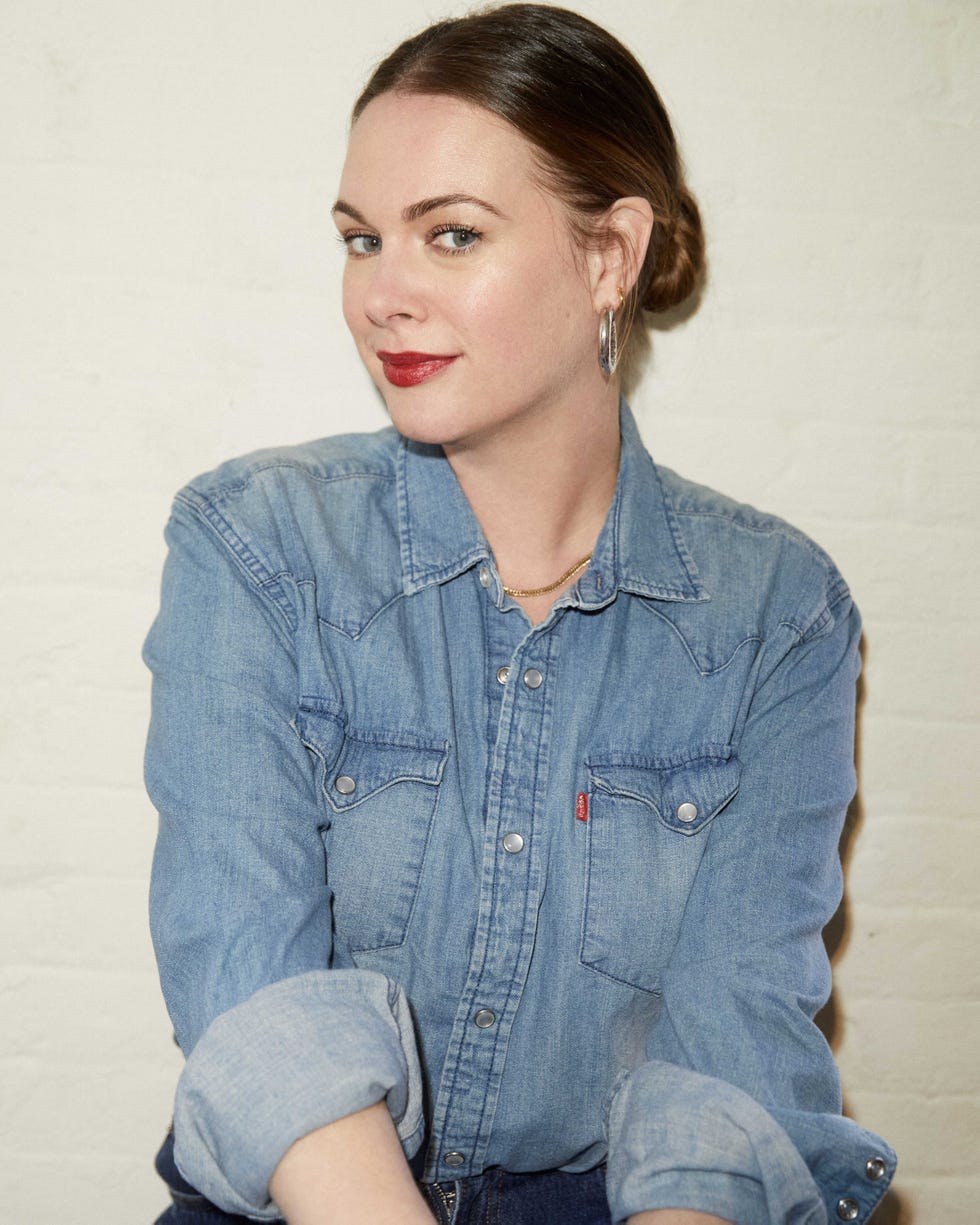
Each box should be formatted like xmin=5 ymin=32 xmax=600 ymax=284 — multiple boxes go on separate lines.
xmin=145 ymin=402 xmax=895 ymax=1224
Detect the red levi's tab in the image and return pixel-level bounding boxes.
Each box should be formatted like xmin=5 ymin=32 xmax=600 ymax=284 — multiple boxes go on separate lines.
xmin=575 ymin=792 xmax=589 ymax=822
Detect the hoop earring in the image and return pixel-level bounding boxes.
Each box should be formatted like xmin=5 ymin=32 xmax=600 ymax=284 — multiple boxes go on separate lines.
xmin=598 ymin=307 xmax=619 ymax=376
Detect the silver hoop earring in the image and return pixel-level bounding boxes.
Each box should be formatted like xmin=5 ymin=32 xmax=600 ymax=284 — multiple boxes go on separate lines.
xmin=598 ymin=307 xmax=618 ymax=376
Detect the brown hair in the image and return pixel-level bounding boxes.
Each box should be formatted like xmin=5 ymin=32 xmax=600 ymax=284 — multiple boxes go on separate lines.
xmin=353 ymin=3 xmax=705 ymax=339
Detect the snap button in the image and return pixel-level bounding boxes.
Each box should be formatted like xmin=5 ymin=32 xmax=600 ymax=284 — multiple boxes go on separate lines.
xmin=865 ymin=1157 xmax=886 ymax=1181
xmin=496 ymin=665 xmax=510 ymax=685
xmin=334 ymin=775 xmax=356 ymax=796
xmin=522 ymin=667 xmax=544 ymax=689
xmin=502 ymin=832 xmax=525 ymax=854
xmin=479 ymin=566 xmax=492 ymax=588
xmin=474 ymin=1009 xmax=496 ymax=1028
xmin=444 ymin=1151 xmax=466 ymax=1167
xmin=836 ymin=1199 xmax=859 ymax=1221
xmin=676 ymin=801 xmax=698 ymax=823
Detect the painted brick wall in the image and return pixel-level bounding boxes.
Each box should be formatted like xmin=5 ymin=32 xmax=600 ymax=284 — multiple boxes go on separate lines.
xmin=2 ymin=2 xmax=976 ymax=1221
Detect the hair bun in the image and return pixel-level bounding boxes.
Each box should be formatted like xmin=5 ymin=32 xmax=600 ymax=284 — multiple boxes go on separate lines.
xmin=641 ymin=189 xmax=705 ymax=314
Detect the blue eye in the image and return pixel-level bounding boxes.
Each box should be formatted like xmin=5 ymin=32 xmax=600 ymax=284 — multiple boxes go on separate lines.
xmin=343 ymin=232 xmax=381 ymax=257
xmin=431 ymin=226 xmax=481 ymax=254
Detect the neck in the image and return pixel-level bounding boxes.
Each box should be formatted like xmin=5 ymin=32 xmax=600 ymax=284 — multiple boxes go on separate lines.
xmin=444 ymin=385 xmax=621 ymax=616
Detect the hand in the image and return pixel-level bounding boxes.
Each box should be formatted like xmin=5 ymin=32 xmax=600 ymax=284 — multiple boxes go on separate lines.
xmin=269 ymin=1101 xmax=436 ymax=1225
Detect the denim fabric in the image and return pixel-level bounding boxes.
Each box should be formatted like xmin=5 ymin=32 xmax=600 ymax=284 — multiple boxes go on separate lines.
xmin=145 ymin=401 xmax=895 ymax=1224
xmin=419 ymin=1167 xmax=611 ymax=1225
xmin=155 ymin=1130 xmax=258 ymax=1224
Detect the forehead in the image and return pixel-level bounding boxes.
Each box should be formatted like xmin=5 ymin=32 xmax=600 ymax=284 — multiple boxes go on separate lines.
xmin=339 ymin=92 xmax=543 ymax=209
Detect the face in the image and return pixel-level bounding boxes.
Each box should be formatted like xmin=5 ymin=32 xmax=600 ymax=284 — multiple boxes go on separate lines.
xmin=334 ymin=92 xmax=606 ymax=452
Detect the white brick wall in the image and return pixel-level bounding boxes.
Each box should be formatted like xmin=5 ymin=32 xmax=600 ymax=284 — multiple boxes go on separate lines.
xmin=1 ymin=2 xmax=976 ymax=1220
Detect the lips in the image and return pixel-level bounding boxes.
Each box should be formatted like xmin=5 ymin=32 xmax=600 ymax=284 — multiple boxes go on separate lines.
xmin=377 ymin=350 xmax=458 ymax=388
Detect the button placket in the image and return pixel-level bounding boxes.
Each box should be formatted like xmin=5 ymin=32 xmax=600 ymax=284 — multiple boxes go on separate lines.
xmin=427 ymin=619 xmax=555 ymax=1181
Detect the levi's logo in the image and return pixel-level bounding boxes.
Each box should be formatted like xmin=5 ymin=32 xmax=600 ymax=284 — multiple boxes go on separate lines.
xmin=575 ymin=792 xmax=589 ymax=822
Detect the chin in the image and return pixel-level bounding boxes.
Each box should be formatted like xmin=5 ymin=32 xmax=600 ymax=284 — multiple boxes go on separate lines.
xmin=392 ymin=421 xmax=472 ymax=451
xmin=379 ymin=391 xmax=467 ymax=449
xmin=382 ymin=405 xmax=451 ymax=449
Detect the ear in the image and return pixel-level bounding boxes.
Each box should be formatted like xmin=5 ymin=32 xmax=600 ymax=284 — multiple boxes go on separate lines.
xmin=587 ymin=196 xmax=655 ymax=312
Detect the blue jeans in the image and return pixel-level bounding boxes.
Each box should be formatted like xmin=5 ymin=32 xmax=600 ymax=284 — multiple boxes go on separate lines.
xmin=418 ymin=1167 xmax=611 ymax=1224
xmin=154 ymin=1132 xmax=611 ymax=1224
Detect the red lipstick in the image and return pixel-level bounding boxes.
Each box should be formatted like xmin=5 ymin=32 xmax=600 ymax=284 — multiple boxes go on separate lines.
xmin=377 ymin=351 xmax=458 ymax=388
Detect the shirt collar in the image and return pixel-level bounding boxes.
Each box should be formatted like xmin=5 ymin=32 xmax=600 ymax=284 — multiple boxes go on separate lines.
xmin=397 ymin=437 xmax=490 ymax=596
xmin=396 ymin=400 xmax=708 ymax=605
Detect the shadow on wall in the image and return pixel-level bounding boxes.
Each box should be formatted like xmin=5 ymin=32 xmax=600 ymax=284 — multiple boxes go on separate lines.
xmin=621 ymin=283 xmax=704 ymax=398
xmin=815 ymin=637 xmax=909 ymax=1224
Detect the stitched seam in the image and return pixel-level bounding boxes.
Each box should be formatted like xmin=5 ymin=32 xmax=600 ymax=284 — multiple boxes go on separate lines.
xmin=587 ymin=744 xmax=732 ymax=770
xmin=172 ymin=494 xmax=297 ymax=632
xmin=639 ymin=604 xmax=761 ymax=675
xmin=193 ymin=464 xmax=396 ymax=500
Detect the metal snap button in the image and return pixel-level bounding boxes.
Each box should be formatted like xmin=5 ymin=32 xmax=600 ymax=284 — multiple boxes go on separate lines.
xmin=334 ymin=775 xmax=356 ymax=796
xmin=496 ymin=665 xmax=510 ymax=685
xmin=502 ymin=832 xmax=525 ymax=854
xmin=522 ymin=667 xmax=544 ymax=689
xmin=676 ymin=801 xmax=698 ymax=823
xmin=479 ymin=567 xmax=492 ymax=588
xmin=474 ymin=1009 xmax=496 ymax=1028
xmin=443 ymin=1151 xmax=466 ymax=1167
xmin=865 ymin=1157 xmax=886 ymax=1181
xmin=836 ymin=1199 xmax=859 ymax=1221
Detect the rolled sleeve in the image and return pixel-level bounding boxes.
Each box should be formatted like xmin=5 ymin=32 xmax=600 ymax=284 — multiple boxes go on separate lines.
xmin=145 ymin=498 xmax=424 ymax=1216
xmin=606 ymin=591 xmax=896 ymax=1223
xmin=174 ymin=970 xmax=424 ymax=1218
xmin=607 ymin=1062 xmax=826 ymax=1224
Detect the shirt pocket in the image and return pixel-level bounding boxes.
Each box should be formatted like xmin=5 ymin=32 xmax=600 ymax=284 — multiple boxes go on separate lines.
xmin=581 ymin=752 xmax=741 ymax=993
xmin=296 ymin=710 xmax=449 ymax=954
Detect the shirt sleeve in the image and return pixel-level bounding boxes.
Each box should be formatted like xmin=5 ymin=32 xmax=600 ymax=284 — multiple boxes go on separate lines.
xmin=604 ymin=591 xmax=896 ymax=1225
xmin=144 ymin=498 xmax=424 ymax=1219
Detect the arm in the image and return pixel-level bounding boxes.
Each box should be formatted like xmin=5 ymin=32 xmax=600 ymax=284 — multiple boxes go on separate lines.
xmin=145 ymin=499 xmax=424 ymax=1217
xmin=629 ymin=1217 xmax=729 ymax=1225
xmin=270 ymin=1104 xmax=434 ymax=1225
xmin=607 ymin=594 xmax=894 ymax=1224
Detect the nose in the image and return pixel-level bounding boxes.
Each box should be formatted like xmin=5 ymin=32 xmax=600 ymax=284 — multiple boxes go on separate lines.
xmin=358 ymin=245 xmax=429 ymax=328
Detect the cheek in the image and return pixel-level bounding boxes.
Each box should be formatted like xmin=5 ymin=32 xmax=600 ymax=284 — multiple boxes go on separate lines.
xmin=479 ymin=256 xmax=593 ymax=362
xmin=456 ymin=259 xmax=564 ymax=352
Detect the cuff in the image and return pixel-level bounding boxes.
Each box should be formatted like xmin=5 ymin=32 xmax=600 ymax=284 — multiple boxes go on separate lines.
xmin=606 ymin=1062 xmax=826 ymax=1225
xmin=173 ymin=969 xmax=424 ymax=1219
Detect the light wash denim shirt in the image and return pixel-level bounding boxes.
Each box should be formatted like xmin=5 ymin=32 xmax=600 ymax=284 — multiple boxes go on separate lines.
xmin=145 ymin=402 xmax=895 ymax=1224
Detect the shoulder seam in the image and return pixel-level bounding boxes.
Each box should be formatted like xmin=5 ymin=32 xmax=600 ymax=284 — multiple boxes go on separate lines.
xmin=196 ymin=462 xmax=396 ymax=502
xmin=172 ymin=491 xmax=298 ymax=633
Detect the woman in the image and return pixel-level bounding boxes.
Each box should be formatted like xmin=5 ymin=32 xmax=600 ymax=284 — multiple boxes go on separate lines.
xmin=145 ymin=5 xmax=895 ymax=1223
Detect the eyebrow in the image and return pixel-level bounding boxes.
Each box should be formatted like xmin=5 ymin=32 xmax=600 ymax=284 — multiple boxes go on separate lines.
xmin=331 ymin=193 xmax=507 ymax=225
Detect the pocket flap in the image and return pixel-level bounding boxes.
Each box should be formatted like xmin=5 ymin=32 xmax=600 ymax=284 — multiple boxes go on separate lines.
xmin=589 ymin=753 xmax=740 ymax=835
xmin=328 ymin=734 xmax=449 ymax=811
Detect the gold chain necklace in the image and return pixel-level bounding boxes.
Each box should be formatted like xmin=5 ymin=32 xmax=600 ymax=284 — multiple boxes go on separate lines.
xmin=501 ymin=554 xmax=593 ymax=599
